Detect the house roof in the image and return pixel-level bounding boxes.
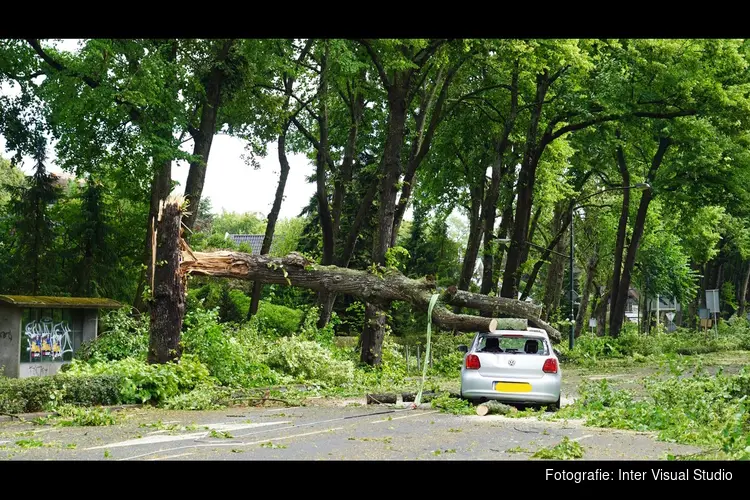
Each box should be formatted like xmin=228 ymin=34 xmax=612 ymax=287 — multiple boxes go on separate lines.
xmin=226 ymin=234 xmax=265 ymax=254
xmin=0 ymin=295 xmax=122 ymax=309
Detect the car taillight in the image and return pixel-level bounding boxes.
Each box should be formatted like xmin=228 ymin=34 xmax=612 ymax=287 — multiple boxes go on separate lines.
xmin=465 ymin=354 xmax=481 ymax=370
xmin=542 ymin=358 xmax=558 ymax=374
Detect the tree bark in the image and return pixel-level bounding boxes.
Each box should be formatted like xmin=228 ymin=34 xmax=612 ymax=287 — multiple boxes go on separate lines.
xmin=575 ymin=252 xmax=598 ymax=337
xmin=180 ymin=250 xmax=559 ymax=341
xmin=500 ymin=72 xmax=550 ymax=299
xmin=482 ymin=170 xmax=515 ymax=296
xmin=458 ymin=182 xmax=485 ymax=292
xmin=183 ymin=40 xmax=235 ymax=230
xmin=610 ymin=138 xmax=670 ymax=338
xmin=134 ymin=159 xmax=172 ymax=312
xmin=248 ymin=128 xmax=292 ymax=319
xmin=148 ymin=198 xmax=186 ymax=364
xmin=609 ymin=142 xmax=631 ymax=334
xmin=738 ymin=260 xmax=750 ymax=318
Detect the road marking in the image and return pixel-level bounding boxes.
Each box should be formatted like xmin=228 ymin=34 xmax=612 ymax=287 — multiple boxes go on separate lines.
xmin=0 ymin=440 xmax=9 ymax=445
xmin=86 ymin=421 xmax=291 ymax=449
xmin=119 ymin=427 xmax=344 ymax=460
xmin=371 ymin=410 xmax=439 ymax=423
xmin=572 ymin=434 xmax=594 ymax=442
xmin=146 ymin=452 xmax=194 ymax=460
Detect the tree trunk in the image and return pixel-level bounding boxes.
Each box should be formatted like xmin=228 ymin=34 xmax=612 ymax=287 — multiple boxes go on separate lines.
xmin=248 ymin=128 xmax=292 ymax=319
xmin=524 ymin=201 xmax=569 ymax=302
xmin=148 ymin=198 xmax=185 ymax=364
xmin=500 ymin=73 xmax=550 ymax=299
xmin=180 ymin=250 xmax=559 ymax=340
xmin=738 ymin=260 xmax=750 ymax=318
xmin=575 ymin=252 xmax=598 ymax=338
xmin=610 ymin=138 xmax=669 ymax=338
xmin=595 ymin=290 xmax=609 ymax=336
xmin=609 ymin=143 xmax=631 ymax=334
xmin=134 ymin=159 xmax=172 ymax=312
xmin=458 ymin=183 xmax=485 ymax=292
xmin=360 ymin=303 xmax=389 ymax=366
xmin=182 ymin=40 xmax=234 ymax=230
xmin=482 ymin=173 xmax=515 ymax=296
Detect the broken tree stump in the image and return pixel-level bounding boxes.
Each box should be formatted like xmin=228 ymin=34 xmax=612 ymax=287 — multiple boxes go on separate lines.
xmin=476 ymin=400 xmax=516 ymax=416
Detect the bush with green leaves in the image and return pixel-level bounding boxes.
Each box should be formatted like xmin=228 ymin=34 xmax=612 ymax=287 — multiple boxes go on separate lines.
xmin=65 ymin=355 xmax=211 ymax=404
xmin=252 ymin=301 xmax=305 ymax=336
xmin=0 ymin=374 xmax=123 ymax=414
xmin=558 ymin=363 xmax=750 ymax=459
xmin=264 ymin=336 xmax=355 ymax=387
xmin=181 ymin=308 xmax=278 ymax=387
xmin=560 ymin=320 xmax=750 ymax=365
xmin=76 ymin=308 xmax=149 ymax=362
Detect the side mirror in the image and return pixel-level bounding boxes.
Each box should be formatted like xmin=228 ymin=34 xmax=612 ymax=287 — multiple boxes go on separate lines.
xmin=553 ymin=349 xmax=562 ymax=357
xmin=458 ymin=345 xmax=468 ymax=353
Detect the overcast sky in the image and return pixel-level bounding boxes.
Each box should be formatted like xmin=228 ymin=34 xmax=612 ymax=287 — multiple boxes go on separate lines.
xmin=0 ymin=39 xmax=321 ymax=220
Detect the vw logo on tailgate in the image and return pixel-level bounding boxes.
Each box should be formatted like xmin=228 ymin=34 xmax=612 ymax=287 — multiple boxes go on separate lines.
xmin=508 ymin=359 xmax=516 ymax=366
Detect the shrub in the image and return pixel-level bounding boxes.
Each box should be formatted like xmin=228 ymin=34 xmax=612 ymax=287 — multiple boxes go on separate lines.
xmin=0 ymin=374 xmax=124 ymax=414
xmin=182 ymin=308 xmax=278 ymax=387
xmin=252 ymin=301 xmax=305 ymax=336
xmin=264 ymin=336 xmax=354 ymax=387
xmin=65 ymin=355 xmax=211 ymax=404
xmin=76 ymin=308 xmax=149 ymax=362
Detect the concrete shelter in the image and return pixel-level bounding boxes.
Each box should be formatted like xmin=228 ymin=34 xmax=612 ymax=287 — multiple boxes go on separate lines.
xmin=0 ymin=295 xmax=122 ymax=378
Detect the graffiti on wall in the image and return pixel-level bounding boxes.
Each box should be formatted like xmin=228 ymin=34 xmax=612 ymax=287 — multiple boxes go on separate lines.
xmin=0 ymin=330 xmax=11 ymax=342
xmin=27 ymin=364 xmax=51 ymax=376
xmin=24 ymin=318 xmax=73 ymax=361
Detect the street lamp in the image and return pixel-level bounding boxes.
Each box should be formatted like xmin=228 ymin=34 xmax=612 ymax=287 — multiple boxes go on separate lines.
xmin=567 ymin=182 xmax=651 ymax=350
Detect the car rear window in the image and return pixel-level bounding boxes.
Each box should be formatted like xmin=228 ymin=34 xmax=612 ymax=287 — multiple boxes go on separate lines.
xmin=475 ymin=334 xmax=548 ymax=355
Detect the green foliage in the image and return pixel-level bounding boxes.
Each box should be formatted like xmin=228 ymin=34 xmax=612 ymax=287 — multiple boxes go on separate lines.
xmin=181 ymin=308 xmax=278 ymax=388
xmin=76 ymin=308 xmax=149 ymax=362
xmin=531 ymin=437 xmax=584 ymax=460
xmin=65 ymin=355 xmax=210 ymax=404
xmin=0 ymin=374 xmax=122 ymax=413
xmin=561 ymin=322 xmax=750 ymax=365
xmin=53 ymin=404 xmax=118 ymax=426
xmin=163 ymin=383 xmax=233 ymax=410
xmin=253 ymin=301 xmax=305 ymax=336
xmin=264 ymin=336 xmax=355 ymax=387
xmin=431 ymin=393 xmax=475 ymax=415
xmin=558 ymin=365 xmax=750 ymax=459
xmin=385 ymin=246 xmax=411 ymax=271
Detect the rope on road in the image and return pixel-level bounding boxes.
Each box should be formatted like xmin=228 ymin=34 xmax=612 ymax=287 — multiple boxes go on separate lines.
xmin=413 ymin=293 xmax=440 ymax=407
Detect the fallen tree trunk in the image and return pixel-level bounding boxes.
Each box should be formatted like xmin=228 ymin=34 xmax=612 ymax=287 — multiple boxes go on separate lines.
xmin=476 ymin=400 xmax=516 ymax=416
xmin=366 ymin=393 xmax=397 ymax=405
xmin=180 ymin=250 xmax=560 ymax=342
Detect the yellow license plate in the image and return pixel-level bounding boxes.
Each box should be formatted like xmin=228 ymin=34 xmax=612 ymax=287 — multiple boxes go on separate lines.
xmin=495 ymin=382 xmax=532 ymax=393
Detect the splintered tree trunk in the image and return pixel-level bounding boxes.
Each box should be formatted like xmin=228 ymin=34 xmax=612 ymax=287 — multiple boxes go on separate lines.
xmin=361 ymin=303 xmax=388 ymax=365
xmin=134 ymin=159 xmax=173 ymax=312
xmin=148 ymin=198 xmax=185 ymax=364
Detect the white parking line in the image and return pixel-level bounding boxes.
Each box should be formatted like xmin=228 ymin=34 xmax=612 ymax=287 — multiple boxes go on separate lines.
xmin=572 ymin=434 xmax=594 ymax=442
xmin=86 ymin=421 xmax=291 ymax=450
xmin=371 ymin=410 xmax=439 ymax=423
xmin=119 ymin=427 xmax=344 ymax=461
xmin=146 ymin=452 xmax=194 ymax=460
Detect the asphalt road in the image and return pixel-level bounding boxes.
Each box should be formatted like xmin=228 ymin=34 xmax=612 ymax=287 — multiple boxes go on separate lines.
xmin=0 ymin=402 xmax=701 ymax=460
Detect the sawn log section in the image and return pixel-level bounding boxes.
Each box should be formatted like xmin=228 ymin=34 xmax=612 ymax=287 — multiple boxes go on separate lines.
xmin=181 ymin=250 xmax=561 ymax=342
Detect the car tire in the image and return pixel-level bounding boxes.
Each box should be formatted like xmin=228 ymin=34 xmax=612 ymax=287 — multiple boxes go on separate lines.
xmin=547 ymin=395 xmax=561 ymax=412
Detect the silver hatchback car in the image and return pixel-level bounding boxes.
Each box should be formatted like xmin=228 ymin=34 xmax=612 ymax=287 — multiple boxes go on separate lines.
xmin=458 ymin=328 xmax=562 ymax=410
